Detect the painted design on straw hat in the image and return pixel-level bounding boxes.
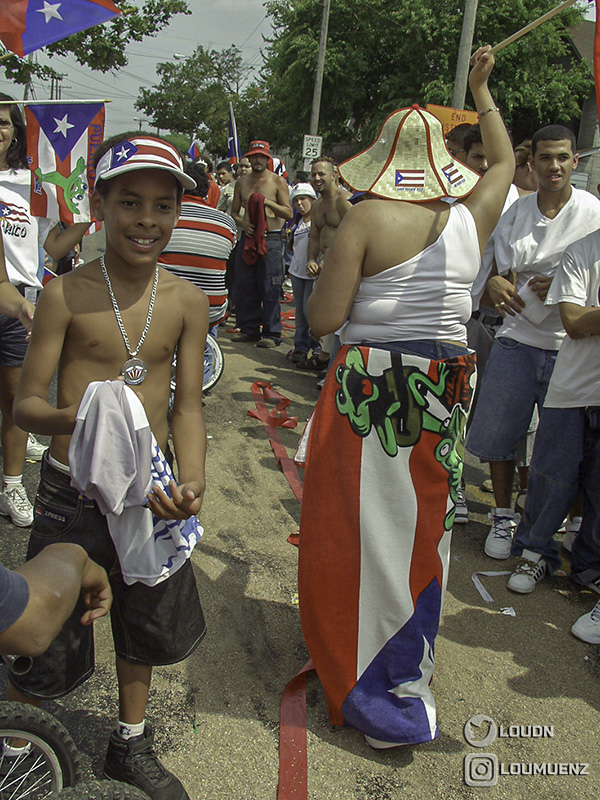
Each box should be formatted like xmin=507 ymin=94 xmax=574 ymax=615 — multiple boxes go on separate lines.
xmin=339 ymin=105 xmax=480 ymax=202
xmin=95 ymin=136 xmax=196 ymax=190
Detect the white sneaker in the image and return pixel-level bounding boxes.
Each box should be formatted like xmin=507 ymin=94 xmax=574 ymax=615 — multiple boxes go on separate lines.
xmin=562 ymin=516 xmax=582 ymax=553
xmin=507 ymin=549 xmax=547 ymax=593
xmin=25 ymin=434 xmax=48 ymax=461
xmin=484 ymin=511 xmax=519 ymax=560
xmin=0 ymin=484 xmax=34 ymax=527
xmin=571 ymin=598 xmax=600 ymax=644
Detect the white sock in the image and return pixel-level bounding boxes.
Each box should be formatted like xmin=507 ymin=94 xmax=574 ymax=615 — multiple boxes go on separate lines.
xmin=116 ymin=720 xmax=145 ymax=740
xmin=3 ymin=474 xmax=23 ymax=489
xmin=495 ymin=507 xmax=514 ymax=517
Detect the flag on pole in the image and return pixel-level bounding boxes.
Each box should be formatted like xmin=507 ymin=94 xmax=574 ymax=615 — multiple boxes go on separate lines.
xmin=227 ymin=102 xmax=241 ymax=165
xmin=187 ymin=140 xmax=201 ymax=161
xmin=26 ymin=101 xmax=105 ymax=224
xmin=0 ymin=0 xmax=120 ymax=58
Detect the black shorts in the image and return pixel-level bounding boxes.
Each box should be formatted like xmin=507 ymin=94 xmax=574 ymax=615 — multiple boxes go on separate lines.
xmin=0 ymin=313 xmax=28 ymax=367
xmin=10 ymin=454 xmax=206 ymax=699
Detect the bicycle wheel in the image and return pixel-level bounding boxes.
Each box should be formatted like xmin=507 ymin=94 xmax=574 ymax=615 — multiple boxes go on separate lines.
xmin=50 ymin=780 xmax=148 ymax=800
xmin=202 ymin=334 xmax=224 ymax=393
xmin=0 ymin=702 xmax=81 ymax=800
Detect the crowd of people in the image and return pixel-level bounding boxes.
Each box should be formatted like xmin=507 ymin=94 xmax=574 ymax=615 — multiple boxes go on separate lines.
xmin=0 ymin=40 xmax=599 ymax=796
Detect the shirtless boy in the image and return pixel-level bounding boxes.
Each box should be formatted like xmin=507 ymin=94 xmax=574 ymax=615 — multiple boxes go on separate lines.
xmin=10 ymin=134 xmax=208 ymax=800
xmin=303 ymin=157 xmax=352 ymax=369
xmin=231 ymin=140 xmax=292 ymax=347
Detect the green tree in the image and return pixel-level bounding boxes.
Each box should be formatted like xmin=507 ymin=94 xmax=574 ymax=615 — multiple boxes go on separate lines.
xmin=2 ymin=1 xmax=189 ymax=87
xmin=135 ymin=45 xmax=246 ymax=152
xmin=259 ymin=0 xmax=592 ymax=154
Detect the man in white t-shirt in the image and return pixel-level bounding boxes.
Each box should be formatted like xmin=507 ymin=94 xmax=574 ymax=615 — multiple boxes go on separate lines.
xmin=466 ymin=125 xmax=600 ymax=559
xmin=504 ymin=231 xmax=600 ymax=636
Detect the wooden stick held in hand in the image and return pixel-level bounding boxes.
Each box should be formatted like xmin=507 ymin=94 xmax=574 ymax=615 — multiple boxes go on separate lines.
xmin=490 ymin=0 xmax=579 ymax=55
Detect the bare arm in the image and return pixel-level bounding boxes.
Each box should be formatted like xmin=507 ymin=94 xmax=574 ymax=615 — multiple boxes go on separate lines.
xmin=306 ymin=205 xmax=323 ymax=277
xmin=263 ymin=177 xmax=293 ymax=221
xmin=0 ymin=234 xmax=35 ymax=330
xmin=0 ymin=544 xmax=112 ymax=657
xmin=306 ymin=204 xmax=365 ymax=337
xmin=14 ymin=277 xmax=77 ymax=435
xmin=43 ymin=222 xmax=90 ymax=261
xmin=560 ymin=302 xmax=600 ymax=339
xmin=463 ymin=46 xmax=515 ymax=252
xmin=146 ymin=285 xmax=208 ymax=520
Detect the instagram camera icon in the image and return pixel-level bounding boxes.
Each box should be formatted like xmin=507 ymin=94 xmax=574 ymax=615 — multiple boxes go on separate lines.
xmin=464 ymin=753 xmax=498 ymax=787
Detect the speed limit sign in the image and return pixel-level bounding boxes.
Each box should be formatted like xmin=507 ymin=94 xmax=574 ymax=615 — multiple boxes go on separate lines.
xmin=302 ymin=134 xmax=323 ymax=160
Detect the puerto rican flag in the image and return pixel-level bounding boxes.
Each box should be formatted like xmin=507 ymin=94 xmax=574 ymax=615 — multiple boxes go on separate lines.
xmin=26 ymin=101 xmax=105 ymax=224
xmin=442 ymin=162 xmax=464 ymax=185
xmin=187 ymin=140 xmax=201 ymax=161
xmin=0 ymin=0 xmax=120 ymax=57
xmin=0 ymin=201 xmax=31 ymax=224
xmin=269 ymin=156 xmax=288 ymax=181
xmin=226 ymin=103 xmax=240 ymax=165
xmin=298 ymin=345 xmax=475 ymax=744
xmin=395 ymin=169 xmax=425 ymax=189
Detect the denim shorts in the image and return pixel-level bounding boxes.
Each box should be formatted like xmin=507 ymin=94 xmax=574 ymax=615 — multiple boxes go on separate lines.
xmin=0 ymin=313 xmax=28 ymax=366
xmin=10 ymin=455 xmax=206 ymax=700
xmin=466 ymin=337 xmax=557 ymax=462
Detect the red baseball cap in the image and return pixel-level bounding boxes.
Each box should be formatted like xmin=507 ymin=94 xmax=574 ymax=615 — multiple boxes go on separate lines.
xmin=245 ymin=140 xmax=271 ymax=158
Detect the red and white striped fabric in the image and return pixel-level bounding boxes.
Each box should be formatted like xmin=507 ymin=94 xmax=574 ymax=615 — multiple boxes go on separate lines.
xmin=158 ymin=197 xmax=236 ymax=326
xmin=298 ymin=344 xmax=475 ymax=745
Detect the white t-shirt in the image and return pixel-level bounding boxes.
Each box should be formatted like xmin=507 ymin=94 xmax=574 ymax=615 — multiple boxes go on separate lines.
xmin=341 ymin=203 xmax=480 ymax=345
xmin=493 ymin=188 xmax=600 ymax=350
xmin=289 ymin=218 xmax=312 ymax=279
xmin=0 ymin=168 xmax=56 ymax=288
xmin=544 ymin=231 xmax=600 ymax=408
xmin=470 ymin=183 xmax=520 ymax=312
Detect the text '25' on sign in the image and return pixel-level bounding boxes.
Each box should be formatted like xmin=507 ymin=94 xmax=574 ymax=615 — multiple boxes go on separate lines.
xmin=303 ymin=135 xmax=323 ymax=159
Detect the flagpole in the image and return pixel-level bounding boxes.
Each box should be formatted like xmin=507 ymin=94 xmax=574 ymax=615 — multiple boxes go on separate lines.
xmin=489 ymin=0 xmax=579 ymax=54
xmin=0 ymin=99 xmax=111 ymax=104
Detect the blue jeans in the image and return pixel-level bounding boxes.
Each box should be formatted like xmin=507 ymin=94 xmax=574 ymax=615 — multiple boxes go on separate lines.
xmin=290 ymin=275 xmax=318 ymax=354
xmin=511 ymin=407 xmax=600 ymax=574
xmin=362 ymin=339 xmax=470 ymax=360
xmin=235 ymin=232 xmax=283 ymax=342
xmin=467 ymin=337 xmax=557 ymax=461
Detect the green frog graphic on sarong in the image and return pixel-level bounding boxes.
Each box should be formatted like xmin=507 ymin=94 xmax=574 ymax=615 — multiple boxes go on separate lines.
xmin=335 ymin=346 xmax=474 ymax=530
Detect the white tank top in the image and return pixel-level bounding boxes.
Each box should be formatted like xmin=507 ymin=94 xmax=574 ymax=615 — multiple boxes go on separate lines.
xmin=341 ymin=203 xmax=480 ymax=345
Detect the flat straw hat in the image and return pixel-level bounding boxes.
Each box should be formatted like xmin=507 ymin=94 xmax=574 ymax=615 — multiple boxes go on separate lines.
xmin=339 ymin=105 xmax=480 ymax=202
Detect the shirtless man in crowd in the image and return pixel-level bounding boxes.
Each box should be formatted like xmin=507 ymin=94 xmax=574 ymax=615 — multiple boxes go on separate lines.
xmin=302 ymin=156 xmax=352 ymax=369
xmin=231 ymin=140 xmax=292 ymax=346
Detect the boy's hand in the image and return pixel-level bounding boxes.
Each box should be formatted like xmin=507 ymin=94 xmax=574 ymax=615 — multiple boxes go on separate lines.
xmin=146 ymin=479 xmax=204 ymax=520
xmin=79 ymin=557 xmax=112 ymax=626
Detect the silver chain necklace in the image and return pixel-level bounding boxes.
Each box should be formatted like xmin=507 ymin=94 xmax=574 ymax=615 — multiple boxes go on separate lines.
xmin=100 ymin=255 xmax=159 ymax=385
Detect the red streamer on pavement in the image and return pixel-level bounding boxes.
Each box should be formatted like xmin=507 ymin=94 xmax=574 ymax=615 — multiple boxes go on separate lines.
xmin=277 ymin=660 xmax=314 ymax=800
xmin=248 ymin=381 xmax=304 ymax=504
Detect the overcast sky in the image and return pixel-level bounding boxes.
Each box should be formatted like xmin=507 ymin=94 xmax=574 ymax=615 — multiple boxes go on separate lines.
xmin=0 ymin=0 xmax=595 ymax=148
xmin=0 ymin=0 xmax=273 ymax=142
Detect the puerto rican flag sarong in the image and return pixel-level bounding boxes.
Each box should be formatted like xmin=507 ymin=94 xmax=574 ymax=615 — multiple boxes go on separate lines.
xmin=298 ymin=344 xmax=476 ymax=745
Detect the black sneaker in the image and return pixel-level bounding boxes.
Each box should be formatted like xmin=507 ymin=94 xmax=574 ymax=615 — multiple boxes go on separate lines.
xmin=103 ymin=726 xmax=189 ymax=800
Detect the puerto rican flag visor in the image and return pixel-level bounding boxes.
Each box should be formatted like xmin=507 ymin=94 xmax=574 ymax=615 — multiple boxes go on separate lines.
xmin=95 ymin=136 xmax=195 ymax=190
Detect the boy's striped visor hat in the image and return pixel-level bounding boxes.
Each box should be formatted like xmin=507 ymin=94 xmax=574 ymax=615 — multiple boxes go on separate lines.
xmin=95 ymin=136 xmax=196 ymax=190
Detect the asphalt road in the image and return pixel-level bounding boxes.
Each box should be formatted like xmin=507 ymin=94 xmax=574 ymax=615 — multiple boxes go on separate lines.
xmin=0 ymin=248 xmax=599 ymax=798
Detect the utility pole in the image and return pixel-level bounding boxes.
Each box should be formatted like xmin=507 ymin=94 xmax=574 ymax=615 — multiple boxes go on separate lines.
xmin=452 ymin=0 xmax=478 ymax=110
xmin=309 ymin=0 xmax=331 ymax=135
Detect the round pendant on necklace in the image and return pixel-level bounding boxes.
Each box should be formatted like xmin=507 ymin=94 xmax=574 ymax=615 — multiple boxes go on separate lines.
xmin=121 ymin=357 xmax=147 ymax=385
